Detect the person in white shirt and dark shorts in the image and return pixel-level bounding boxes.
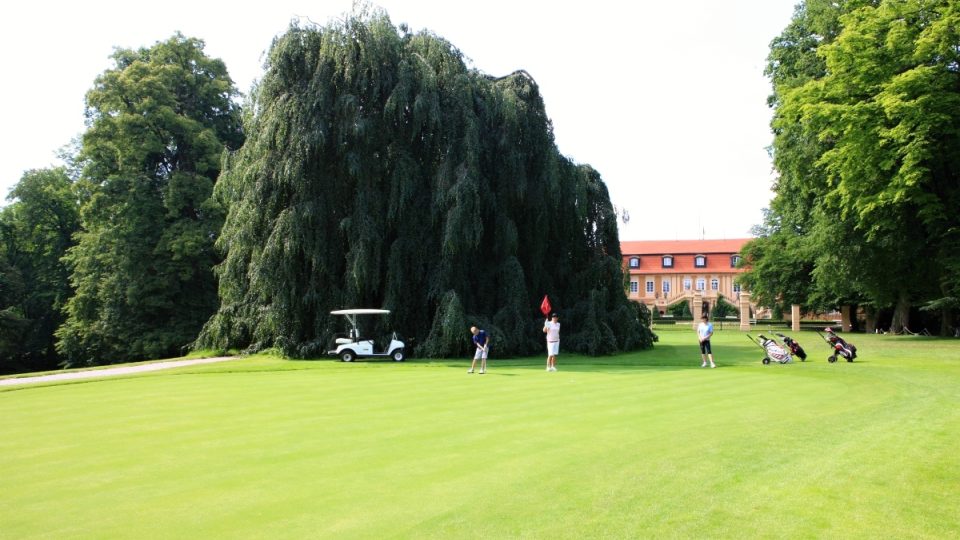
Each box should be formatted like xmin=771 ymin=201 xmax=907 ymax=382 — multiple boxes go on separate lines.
xmin=543 ymin=313 xmax=560 ymax=371
xmin=697 ymin=314 xmax=716 ymax=368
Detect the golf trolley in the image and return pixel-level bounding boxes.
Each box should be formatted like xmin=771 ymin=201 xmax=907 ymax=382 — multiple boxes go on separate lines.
xmin=747 ymin=334 xmax=792 ymax=365
xmin=327 ymin=309 xmax=406 ymax=362
xmin=817 ymin=328 xmax=857 ymax=363
xmin=775 ymin=332 xmax=807 ymax=361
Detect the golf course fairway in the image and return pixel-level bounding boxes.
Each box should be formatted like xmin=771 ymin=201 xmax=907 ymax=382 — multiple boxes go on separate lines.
xmin=1 ymin=328 xmax=958 ymax=538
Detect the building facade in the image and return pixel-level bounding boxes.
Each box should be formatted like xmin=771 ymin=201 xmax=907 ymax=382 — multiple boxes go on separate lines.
xmin=621 ymin=239 xmax=751 ymax=316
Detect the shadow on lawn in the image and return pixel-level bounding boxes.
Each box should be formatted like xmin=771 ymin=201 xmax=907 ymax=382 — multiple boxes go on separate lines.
xmin=403 ymin=341 xmax=758 ymax=373
xmin=284 ymin=333 xmax=865 ymax=371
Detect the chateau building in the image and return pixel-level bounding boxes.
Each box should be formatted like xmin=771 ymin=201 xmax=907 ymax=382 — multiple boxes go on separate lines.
xmin=621 ymin=239 xmax=752 ymax=316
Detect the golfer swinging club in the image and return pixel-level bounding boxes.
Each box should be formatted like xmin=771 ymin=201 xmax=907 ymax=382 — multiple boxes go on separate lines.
xmin=469 ymin=326 xmax=489 ymax=374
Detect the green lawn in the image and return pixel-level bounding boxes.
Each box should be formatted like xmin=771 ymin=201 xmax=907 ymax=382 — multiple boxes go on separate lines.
xmin=1 ymin=328 xmax=958 ymax=538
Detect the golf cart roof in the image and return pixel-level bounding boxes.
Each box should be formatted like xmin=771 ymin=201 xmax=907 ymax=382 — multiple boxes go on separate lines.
xmin=330 ymin=309 xmax=391 ymax=315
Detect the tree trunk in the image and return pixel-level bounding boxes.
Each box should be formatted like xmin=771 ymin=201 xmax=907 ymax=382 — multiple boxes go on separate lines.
xmin=864 ymin=305 xmax=877 ymax=334
xmin=890 ymin=292 xmax=910 ymax=334
xmin=941 ymin=307 xmax=952 ymax=337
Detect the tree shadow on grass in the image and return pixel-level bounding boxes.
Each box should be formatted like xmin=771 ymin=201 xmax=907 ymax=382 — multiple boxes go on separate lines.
xmin=404 ymin=341 xmax=725 ymax=374
xmin=287 ymin=334 xmax=861 ymax=372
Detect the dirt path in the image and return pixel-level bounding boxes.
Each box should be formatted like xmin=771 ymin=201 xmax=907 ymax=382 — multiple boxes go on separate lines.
xmin=0 ymin=356 xmax=240 ymax=387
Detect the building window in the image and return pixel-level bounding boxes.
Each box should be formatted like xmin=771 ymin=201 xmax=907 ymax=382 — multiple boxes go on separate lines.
xmin=629 ymin=257 xmax=640 ymax=268
xmin=662 ymin=255 xmax=674 ymax=268
xmin=662 ymin=281 xmax=671 ymax=294
xmin=683 ymin=278 xmax=692 ymax=291
xmin=733 ymin=283 xmax=741 ymax=293
xmin=694 ymin=255 xmax=707 ymax=268
xmin=696 ymin=278 xmax=706 ymax=291
xmin=630 ymin=280 xmax=639 ymax=293
xmin=711 ymin=278 xmax=719 ymax=291
xmin=731 ymin=255 xmax=741 ymax=268
xmin=646 ymin=281 xmax=654 ymax=294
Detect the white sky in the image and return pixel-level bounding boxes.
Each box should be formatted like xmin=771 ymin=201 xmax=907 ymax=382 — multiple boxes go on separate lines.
xmin=0 ymin=0 xmax=797 ymax=241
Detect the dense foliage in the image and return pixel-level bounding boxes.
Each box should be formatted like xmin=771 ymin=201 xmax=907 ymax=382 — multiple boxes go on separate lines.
xmin=742 ymin=0 xmax=960 ymax=334
xmin=712 ymin=296 xmax=740 ymax=318
xmin=0 ymin=168 xmax=79 ymax=373
xmin=198 ymin=12 xmax=654 ymax=357
xmin=667 ymin=300 xmax=693 ymax=319
xmin=55 ymin=34 xmax=244 ymax=366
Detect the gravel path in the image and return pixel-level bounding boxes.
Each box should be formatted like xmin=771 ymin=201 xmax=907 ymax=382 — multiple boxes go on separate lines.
xmin=0 ymin=357 xmax=239 ymax=387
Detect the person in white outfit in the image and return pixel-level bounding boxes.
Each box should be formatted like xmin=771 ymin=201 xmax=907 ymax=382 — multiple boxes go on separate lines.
xmin=543 ymin=313 xmax=560 ymax=371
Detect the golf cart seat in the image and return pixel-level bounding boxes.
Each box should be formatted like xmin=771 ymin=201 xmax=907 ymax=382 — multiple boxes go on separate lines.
xmin=333 ymin=329 xmax=359 ymax=345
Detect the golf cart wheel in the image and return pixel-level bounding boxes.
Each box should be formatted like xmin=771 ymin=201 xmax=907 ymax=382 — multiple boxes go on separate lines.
xmin=762 ymin=357 xmax=771 ymax=365
xmin=340 ymin=350 xmax=355 ymax=362
xmin=828 ymin=355 xmax=837 ymax=363
xmin=392 ymin=349 xmax=405 ymax=362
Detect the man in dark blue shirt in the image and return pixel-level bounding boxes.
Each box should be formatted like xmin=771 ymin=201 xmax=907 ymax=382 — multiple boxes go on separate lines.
xmin=469 ymin=326 xmax=489 ymax=374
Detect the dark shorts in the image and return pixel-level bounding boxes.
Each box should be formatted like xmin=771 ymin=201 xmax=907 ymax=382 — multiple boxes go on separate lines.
xmin=699 ymin=340 xmax=712 ymax=354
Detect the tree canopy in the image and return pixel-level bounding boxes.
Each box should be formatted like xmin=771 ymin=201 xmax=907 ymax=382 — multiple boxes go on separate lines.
xmin=198 ymin=11 xmax=654 ymax=357
xmin=0 ymin=167 xmax=79 ymax=373
xmin=742 ymin=0 xmax=960 ymax=334
xmin=55 ymin=34 xmax=244 ymax=366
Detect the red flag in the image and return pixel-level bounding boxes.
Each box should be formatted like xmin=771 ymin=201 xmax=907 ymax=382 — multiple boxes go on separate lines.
xmin=540 ymin=295 xmax=552 ymax=316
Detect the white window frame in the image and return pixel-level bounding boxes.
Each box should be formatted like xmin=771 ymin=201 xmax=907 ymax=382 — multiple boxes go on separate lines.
xmin=711 ymin=278 xmax=719 ymax=291
xmin=646 ymin=280 xmax=654 ymax=294
xmin=696 ymin=278 xmax=706 ymax=291
xmin=694 ymin=255 xmax=707 ymax=268
xmin=662 ymin=281 xmax=671 ymax=294
xmin=629 ymin=257 xmax=640 ymax=268
xmin=683 ymin=278 xmax=692 ymax=291
xmin=662 ymin=255 xmax=674 ymax=268
xmin=630 ymin=280 xmax=639 ymax=293
xmin=733 ymin=283 xmax=741 ymax=293
xmin=731 ymin=255 xmax=741 ymax=268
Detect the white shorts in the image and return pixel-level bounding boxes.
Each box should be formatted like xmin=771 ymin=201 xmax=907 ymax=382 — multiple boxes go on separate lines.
xmin=474 ymin=347 xmax=489 ymax=360
xmin=547 ymin=341 xmax=559 ymax=356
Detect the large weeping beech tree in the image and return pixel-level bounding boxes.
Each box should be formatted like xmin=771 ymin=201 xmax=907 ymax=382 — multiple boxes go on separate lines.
xmin=198 ymin=12 xmax=655 ymax=357
xmin=57 ymin=34 xmax=244 ymax=365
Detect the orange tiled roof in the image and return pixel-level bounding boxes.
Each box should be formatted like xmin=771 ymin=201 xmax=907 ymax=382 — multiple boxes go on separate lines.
xmin=621 ymin=239 xmax=751 ymax=275
xmin=620 ymin=239 xmax=751 ymax=255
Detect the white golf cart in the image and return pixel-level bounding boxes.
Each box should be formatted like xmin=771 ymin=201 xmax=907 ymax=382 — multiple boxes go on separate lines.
xmin=328 ymin=309 xmax=406 ymax=362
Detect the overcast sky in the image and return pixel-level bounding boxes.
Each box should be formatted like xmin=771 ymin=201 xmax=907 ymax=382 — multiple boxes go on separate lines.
xmin=0 ymin=0 xmax=798 ymax=241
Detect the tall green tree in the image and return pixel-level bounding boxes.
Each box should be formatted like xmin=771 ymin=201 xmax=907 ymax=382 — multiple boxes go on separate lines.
xmin=0 ymin=234 xmax=29 ymax=372
xmin=746 ymin=0 xmax=959 ymax=334
xmin=742 ymin=0 xmax=859 ymax=315
xmin=56 ymin=34 xmax=244 ymax=366
xmin=800 ymin=0 xmax=958 ymax=332
xmin=198 ymin=11 xmax=654 ymax=357
xmin=0 ymin=168 xmax=80 ymax=373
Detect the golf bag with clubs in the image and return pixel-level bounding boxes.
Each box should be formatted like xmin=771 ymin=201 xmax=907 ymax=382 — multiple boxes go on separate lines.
xmin=748 ymin=334 xmax=793 ymax=364
xmin=818 ymin=327 xmax=857 ymax=363
xmin=775 ymin=332 xmax=807 ymax=361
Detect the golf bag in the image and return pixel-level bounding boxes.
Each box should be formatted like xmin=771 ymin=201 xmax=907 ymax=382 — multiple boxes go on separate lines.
xmin=775 ymin=332 xmax=807 ymax=361
xmin=748 ymin=334 xmax=792 ymax=364
xmin=818 ymin=328 xmax=857 ymax=363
